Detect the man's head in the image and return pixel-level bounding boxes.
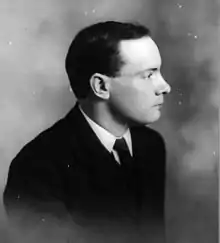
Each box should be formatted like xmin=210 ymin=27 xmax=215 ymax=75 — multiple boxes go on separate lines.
xmin=65 ymin=21 xmax=171 ymax=125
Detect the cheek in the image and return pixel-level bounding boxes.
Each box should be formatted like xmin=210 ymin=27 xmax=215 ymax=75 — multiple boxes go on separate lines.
xmin=110 ymin=79 xmax=160 ymax=123
xmin=111 ymin=78 xmax=155 ymax=111
xmin=132 ymin=78 xmax=147 ymax=91
xmin=130 ymin=79 xmax=155 ymax=106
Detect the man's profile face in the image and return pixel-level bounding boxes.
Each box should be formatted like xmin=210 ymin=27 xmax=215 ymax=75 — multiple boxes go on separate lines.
xmin=109 ymin=36 xmax=171 ymax=125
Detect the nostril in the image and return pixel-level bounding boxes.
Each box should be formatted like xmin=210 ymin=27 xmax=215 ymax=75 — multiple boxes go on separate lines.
xmin=163 ymin=82 xmax=171 ymax=94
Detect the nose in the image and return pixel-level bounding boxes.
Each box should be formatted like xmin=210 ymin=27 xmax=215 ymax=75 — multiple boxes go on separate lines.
xmin=155 ymin=74 xmax=171 ymax=95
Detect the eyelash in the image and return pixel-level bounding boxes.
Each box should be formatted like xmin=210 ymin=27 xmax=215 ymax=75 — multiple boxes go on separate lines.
xmin=148 ymin=72 xmax=154 ymax=78
xmin=143 ymin=71 xmax=154 ymax=79
xmin=141 ymin=70 xmax=157 ymax=80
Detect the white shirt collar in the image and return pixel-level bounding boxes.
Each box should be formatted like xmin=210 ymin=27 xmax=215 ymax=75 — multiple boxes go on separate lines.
xmin=79 ymin=105 xmax=132 ymax=156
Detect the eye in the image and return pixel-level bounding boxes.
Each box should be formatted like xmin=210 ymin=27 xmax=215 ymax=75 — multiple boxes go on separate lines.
xmin=144 ymin=71 xmax=155 ymax=79
xmin=147 ymin=71 xmax=154 ymax=78
xmin=139 ymin=69 xmax=157 ymax=80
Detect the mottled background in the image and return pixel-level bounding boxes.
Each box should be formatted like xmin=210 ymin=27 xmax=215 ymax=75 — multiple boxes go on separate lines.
xmin=0 ymin=0 xmax=219 ymax=242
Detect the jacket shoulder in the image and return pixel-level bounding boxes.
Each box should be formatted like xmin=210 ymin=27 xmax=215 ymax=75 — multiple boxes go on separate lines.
xmin=3 ymin=115 xmax=74 ymax=219
xmin=13 ymin=112 xmax=76 ymax=163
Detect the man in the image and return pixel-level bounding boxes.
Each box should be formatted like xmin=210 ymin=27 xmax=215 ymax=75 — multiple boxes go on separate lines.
xmin=4 ymin=21 xmax=171 ymax=241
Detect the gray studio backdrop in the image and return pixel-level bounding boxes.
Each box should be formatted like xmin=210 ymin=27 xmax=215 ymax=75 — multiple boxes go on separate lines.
xmin=0 ymin=0 xmax=218 ymax=242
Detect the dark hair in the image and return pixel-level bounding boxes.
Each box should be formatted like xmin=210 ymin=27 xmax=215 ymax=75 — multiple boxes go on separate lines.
xmin=65 ymin=21 xmax=151 ymax=99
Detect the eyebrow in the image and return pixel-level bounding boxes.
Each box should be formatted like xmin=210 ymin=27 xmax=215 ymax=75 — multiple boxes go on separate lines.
xmin=135 ymin=67 xmax=159 ymax=75
xmin=146 ymin=68 xmax=158 ymax=72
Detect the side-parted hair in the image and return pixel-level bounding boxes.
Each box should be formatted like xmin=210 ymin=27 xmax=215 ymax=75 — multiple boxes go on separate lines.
xmin=65 ymin=21 xmax=151 ymax=99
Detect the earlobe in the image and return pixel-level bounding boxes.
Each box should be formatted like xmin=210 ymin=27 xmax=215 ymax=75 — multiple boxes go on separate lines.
xmin=89 ymin=73 xmax=110 ymax=99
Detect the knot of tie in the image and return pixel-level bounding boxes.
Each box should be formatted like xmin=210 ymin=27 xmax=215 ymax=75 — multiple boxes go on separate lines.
xmin=113 ymin=137 xmax=129 ymax=152
xmin=113 ymin=137 xmax=132 ymax=166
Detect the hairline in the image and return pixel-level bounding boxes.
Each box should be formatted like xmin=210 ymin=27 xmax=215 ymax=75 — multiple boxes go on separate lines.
xmin=115 ymin=35 xmax=152 ymax=76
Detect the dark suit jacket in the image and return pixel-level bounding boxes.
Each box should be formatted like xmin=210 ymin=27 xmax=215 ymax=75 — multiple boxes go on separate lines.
xmin=3 ymin=102 xmax=166 ymax=241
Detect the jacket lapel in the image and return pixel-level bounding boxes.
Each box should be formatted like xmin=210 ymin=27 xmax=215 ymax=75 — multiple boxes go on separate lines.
xmin=65 ymin=102 xmax=120 ymax=171
xmin=65 ymin=102 xmax=148 ymax=169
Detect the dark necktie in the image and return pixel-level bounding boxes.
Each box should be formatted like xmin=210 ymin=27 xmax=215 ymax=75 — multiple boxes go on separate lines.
xmin=113 ymin=137 xmax=133 ymax=167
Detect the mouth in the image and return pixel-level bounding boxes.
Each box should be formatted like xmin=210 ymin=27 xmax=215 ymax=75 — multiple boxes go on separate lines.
xmin=154 ymin=103 xmax=163 ymax=106
xmin=154 ymin=103 xmax=163 ymax=109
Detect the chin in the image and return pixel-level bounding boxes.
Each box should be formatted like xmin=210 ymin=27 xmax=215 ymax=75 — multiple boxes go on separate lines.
xmin=127 ymin=116 xmax=160 ymax=127
xmin=140 ymin=113 xmax=161 ymax=125
xmin=125 ymin=109 xmax=161 ymax=126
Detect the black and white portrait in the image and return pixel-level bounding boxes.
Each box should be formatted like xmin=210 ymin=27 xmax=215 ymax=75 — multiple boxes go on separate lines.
xmin=0 ymin=1 xmax=218 ymax=243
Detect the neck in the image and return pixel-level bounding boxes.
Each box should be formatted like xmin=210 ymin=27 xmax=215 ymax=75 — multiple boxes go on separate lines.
xmin=79 ymin=100 xmax=128 ymax=137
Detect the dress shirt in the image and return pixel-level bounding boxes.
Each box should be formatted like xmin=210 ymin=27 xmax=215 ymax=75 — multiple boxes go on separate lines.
xmin=79 ymin=105 xmax=133 ymax=164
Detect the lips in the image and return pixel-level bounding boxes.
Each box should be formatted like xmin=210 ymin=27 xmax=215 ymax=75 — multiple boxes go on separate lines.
xmin=154 ymin=102 xmax=163 ymax=106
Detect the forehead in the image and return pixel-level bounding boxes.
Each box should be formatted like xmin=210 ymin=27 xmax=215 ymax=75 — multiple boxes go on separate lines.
xmin=118 ymin=37 xmax=161 ymax=74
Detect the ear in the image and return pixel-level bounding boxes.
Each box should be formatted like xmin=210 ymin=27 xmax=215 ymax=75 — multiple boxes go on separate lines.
xmin=89 ymin=73 xmax=111 ymax=100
